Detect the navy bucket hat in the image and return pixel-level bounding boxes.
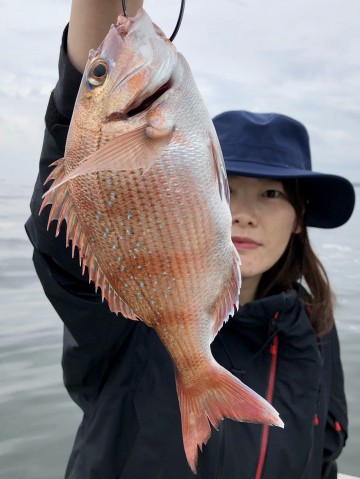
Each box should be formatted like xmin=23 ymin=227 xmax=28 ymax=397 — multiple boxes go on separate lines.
xmin=213 ymin=110 xmax=355 ymax=228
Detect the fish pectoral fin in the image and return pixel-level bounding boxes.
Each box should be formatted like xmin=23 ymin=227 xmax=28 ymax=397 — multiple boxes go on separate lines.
xmin=44 ymin=124 xmax=173 ymax=196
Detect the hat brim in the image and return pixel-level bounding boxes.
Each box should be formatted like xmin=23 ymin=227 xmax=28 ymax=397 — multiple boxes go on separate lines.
xmin=225 ymin=159 xmax=355 ymax=228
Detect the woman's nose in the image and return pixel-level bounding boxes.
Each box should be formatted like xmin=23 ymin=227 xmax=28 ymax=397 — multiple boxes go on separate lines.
xmin=231 ymin=201 xmax=257 ymax=226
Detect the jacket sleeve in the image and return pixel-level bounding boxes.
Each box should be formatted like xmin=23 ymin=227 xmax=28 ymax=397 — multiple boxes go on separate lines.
xmin=322 ymin=325 xmax=348 ymax=479
xmin=25 ymin=26 xmax=136 ymax=405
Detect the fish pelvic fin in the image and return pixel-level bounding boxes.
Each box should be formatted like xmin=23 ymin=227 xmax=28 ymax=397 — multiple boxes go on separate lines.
xmin=39 ymin=159 xmax=138 ymax=321
xmin=209 ymin=133 xmax=230 ymax=205
xmin=211 ymin=244 xmax=241 ymax=341
xmin=43 ymin=123 xmax=173 ymax=196
xmin=176 ymin=363 xmax=284 ymax=474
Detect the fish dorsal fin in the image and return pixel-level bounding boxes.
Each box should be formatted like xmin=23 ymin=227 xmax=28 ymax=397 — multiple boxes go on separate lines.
xmin=211 ymin=245 xmax=241 ymax=340
xmin=40 ymin=159 xmax=138 ymax=321
xmin=44 ymin=124 xmax=173 ymax=196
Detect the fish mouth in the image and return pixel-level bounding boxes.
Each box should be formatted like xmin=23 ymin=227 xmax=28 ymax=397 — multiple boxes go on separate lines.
xmin=105 ymin=79 xmax=173 ymax=122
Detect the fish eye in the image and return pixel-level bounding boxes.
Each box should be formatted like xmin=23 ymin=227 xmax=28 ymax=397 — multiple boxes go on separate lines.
xmin=88 ymin=60 xmax=108 ymax=87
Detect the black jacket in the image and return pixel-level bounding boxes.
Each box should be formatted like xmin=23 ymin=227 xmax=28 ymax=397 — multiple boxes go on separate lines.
xmin=25 ymin=27 xmax=347 ymax=479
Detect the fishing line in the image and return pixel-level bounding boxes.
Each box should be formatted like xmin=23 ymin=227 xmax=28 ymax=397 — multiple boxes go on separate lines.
xmin=122 ymin=0 xmax=128 ymax=17
xmin=169 ymin=0 xmax=186 ymax=41
xmin=121 ymin=0 xmax=186 ymax=41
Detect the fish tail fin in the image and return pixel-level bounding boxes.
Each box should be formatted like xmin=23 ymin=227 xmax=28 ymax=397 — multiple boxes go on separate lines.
xmin=176 ymin=362 xmax=284 ymax=474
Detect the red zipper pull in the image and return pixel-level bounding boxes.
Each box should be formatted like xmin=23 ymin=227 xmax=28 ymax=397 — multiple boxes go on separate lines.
xmin=269 ymin=312 xmax=279 ymax=355
xmin=313 ymin=414 xmax=319 ymax=426
xmin=334 ymin=421 xmax=342 ymax=432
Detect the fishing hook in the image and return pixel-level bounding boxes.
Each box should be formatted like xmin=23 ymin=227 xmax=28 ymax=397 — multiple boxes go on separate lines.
xmin=121 ymin=0 xmax=186 ymax=42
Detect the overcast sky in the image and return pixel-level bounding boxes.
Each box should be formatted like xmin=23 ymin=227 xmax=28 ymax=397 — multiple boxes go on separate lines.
xmin=1 ymin=0 xmax=359 ymax=185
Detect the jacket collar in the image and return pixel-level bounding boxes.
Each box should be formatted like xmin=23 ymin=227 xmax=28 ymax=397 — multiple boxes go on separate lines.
xmin=227 ymin=287 xmax=314 ymax=341
xmin=233 ymin=289 xmax=300 ymax=326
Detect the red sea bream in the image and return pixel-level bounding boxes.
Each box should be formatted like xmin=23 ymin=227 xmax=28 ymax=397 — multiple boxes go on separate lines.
xmin=40 ymin=8 xmax=283 ymax=473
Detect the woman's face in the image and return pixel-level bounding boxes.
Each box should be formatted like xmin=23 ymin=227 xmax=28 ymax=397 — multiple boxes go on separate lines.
xmin=229 ymin=175 xmax=300 ymax=285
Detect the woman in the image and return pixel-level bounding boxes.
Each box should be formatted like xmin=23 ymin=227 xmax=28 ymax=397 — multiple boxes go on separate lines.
xmin=212 ymin=111 xmax=354 ymax=479
xmin=25 ymin=1 xmax=355 ymax=478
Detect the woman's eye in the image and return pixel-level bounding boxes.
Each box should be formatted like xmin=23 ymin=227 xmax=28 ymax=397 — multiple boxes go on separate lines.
xmin=263 ymin=189 xmax=283 ymax=198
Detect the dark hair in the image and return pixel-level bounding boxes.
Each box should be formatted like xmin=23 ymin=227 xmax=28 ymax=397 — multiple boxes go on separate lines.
xmin=255 ymin=179 xmax=334 ymax=336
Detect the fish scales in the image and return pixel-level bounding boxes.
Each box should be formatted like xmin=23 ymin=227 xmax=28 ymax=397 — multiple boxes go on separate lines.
xmin=40 ymin=9 xmax=283 ymax=473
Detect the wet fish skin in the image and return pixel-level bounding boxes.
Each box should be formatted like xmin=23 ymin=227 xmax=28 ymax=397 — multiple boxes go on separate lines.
xmin=40 ymin=9 xmax=283 ymax=473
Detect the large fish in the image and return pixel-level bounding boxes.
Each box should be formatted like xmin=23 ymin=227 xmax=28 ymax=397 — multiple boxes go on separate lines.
xmin=41 ymin=9 xmax=283 ymax=473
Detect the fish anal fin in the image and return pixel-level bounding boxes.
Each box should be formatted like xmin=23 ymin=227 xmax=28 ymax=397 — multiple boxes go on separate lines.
xmin=176 ymin=362 xmax=284 ymax=474
xmin=211 ymin=245 xmax=241 ymax=341
xmin=39 ymin=159 xmax=139 ymax=322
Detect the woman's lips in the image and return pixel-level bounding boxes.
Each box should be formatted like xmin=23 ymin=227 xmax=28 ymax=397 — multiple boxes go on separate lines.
xmin=232 ymin=236 xmax=261 ymax=250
